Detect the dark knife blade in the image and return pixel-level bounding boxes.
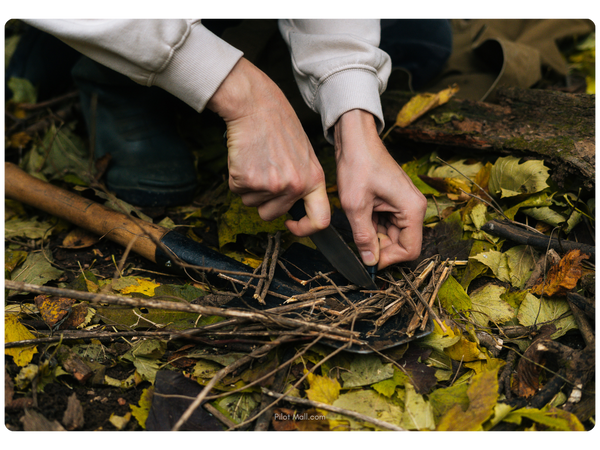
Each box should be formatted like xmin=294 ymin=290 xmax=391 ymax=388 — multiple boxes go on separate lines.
xmin=289 ymin=200 xmax=378 ymax=289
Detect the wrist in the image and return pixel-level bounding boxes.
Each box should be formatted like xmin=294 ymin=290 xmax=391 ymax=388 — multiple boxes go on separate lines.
xmin=334 ymin=109 xmax=380 ymax=157
xmin=207 ymin=57 xmax=271 ymax=122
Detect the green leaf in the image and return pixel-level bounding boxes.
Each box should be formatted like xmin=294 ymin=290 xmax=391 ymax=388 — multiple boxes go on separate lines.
xmin=488 ymin=156 xmax=550 ymax=198
xmin=218 ymin=193 xmax=288 ymax=248
xmin=372 ymin=366 xmax=409 ymax=397
xmin=402 ymin=158 xmax=440 ymax=196
xmin=10 ymin=252 xmax=63 ymax=292
xmin=471 ymin=245 xmax=535 ymax=289
xmin=503 ymin=406 xmax=584 ymax=431
xmin=332 ymin=389 xmax=404 ymax=430
xmin=517 ymin=294 xmax=578 ymax=339
xmin=341 ymin=354 xmax=394 ymax=388
xmin=503 ymin=192 xmax=553 ymax=220
xmin=7 ymin=77 xmax=37 ymax=104
xmin=429 ymin=382 xmax=470 ymax=423
xmin=461 ymin=240 xmax=498 ymax=290
xmin=437 ymin=275 xmax=472 ymax=314
xmin=428 ymin=158 xmax=483 ymax=181
xmin=4 ymin=216 xmax=57 ymax=240
xmin=436 ymin=368 xmax=500 ymax=430
xmin=469 ymin=284 xmax=515 ymax=327
xmin=122 ymin=340 xmax=167 ymax=383
xmin=401 ymin=383 xmax=436 ymax=430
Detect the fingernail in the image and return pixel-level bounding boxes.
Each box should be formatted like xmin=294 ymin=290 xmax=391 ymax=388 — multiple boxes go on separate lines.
xmin=360 ymin=251 xmax=377 ymax=266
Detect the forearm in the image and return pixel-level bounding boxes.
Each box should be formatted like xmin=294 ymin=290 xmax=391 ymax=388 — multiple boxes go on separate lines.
xmin=23 ymin=19 xmax=243 ymax=112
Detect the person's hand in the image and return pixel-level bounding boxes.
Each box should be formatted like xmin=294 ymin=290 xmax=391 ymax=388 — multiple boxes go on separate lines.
xmin=207 ymin=58 xmax=330 ymax=236
xmin=334 ymin=109 xmax=427 ymax=269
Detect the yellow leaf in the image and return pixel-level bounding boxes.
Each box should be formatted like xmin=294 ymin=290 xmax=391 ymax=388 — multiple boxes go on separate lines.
xmin=131 ymin=387 xmax=154 ymax=429
xmin=119 ymin=278 xmax=160 ymax=296
xmin=384 ymin=84 xmax=459 ymax=138
xmin=306 ymin=372 xmax=341 ymax=408
xmin=445 ymin=335 xmax=486 ymax=362
xmin=5 ymin=314 xmax=38 ymax=367
xmin=437 ymin=368 xmax=500 ymax=430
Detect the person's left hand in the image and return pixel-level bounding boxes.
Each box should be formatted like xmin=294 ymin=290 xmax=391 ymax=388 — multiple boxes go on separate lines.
xmin=334 ymin=109 xmax=427 ymax=270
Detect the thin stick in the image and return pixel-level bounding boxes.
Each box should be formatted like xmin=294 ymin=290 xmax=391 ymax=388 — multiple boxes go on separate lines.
xmin=258 ymin=231 xmax=281 ymax=302
xmin=400 ymin=267 xmax=445 ymax=331
xmin=172 ymin=334 xmax=297 ymax=431
xmin=254 ymin=234 xmax=273 ymax=303
xmin=4 ymin=281 xmax=360 ymax=339
xmin=261 ymin=389 xmax=405 ymax=431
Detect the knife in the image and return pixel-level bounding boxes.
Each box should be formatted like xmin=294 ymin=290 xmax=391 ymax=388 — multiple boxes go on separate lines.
xmin=289 ymin=200 xmax=378 ymax=289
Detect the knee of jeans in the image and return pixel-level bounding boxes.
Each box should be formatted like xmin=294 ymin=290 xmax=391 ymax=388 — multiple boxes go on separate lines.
xmin=380 ymin=19 xmax=453 ymax=87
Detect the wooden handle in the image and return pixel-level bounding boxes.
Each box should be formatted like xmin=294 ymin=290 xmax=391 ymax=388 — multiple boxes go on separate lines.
xmin=4 ymin=162 xmax=167 ymax=262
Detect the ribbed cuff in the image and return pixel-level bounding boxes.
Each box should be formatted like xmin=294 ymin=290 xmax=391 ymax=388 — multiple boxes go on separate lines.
xmin=152 ymin=23 xmax=243 ymax=112
xmin=313 ymin=67 xmax=386 ymax=144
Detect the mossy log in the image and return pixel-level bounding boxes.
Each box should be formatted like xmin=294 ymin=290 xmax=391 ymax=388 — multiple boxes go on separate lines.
xmin=381 ymin=87 xmax=595 ymax=189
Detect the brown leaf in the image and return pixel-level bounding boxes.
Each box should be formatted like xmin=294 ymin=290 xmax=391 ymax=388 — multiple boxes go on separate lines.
xmin=530 ymin=249 xmax=589 ymax=296
xmin=512 ymin=325 xmax=556 ymax=398
xmin=34 ymin=295 xmax=75 ymax=328
xmin=62 ymin=393 xmax=85 ymax=430
xmin=61 ymin=227 xmax=99 ymax=249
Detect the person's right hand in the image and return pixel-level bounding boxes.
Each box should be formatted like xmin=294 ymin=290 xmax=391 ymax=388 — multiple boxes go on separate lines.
xmin=207 ymin=58 xmax=330 ymax=237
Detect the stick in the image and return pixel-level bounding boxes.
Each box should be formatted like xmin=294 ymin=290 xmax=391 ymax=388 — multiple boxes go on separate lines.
xmin=4 ymin=280 xmax=360 ymax=339
xmin=261 ymin=389 xmax=405 ymax=431
xmin=481 ymin=219 xmax=595 ymax=258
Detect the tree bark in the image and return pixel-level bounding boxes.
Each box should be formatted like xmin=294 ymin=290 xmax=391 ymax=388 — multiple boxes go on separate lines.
xmin=382 ymin=87 xmax=595 ymax=188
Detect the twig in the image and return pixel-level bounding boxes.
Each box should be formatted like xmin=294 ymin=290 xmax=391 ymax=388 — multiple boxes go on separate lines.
xmin=375 ymin=260 xmax=435 ymax=327
xmin=257 ymin=231 xmax=282 ymax=303
xmin=4 ymin=280 xmax=360 ymax=339
xmin=419 ymin=263 xmax=452 ymax=331
xmin=261 ymin=389 xmax=405 ymax=431
xmin=172 ymin=334 xmax=298 ymax=431
xmin=253 ymin=234 xmax=273 ymax=303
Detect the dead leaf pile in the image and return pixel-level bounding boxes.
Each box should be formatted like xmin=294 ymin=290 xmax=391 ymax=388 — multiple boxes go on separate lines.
xmin=4 ymin=33 xmax=595 ymax=432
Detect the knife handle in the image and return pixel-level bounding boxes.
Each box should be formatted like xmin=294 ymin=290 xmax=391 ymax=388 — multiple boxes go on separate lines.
xmin=288 ymin=199 xmax=307 ymax=222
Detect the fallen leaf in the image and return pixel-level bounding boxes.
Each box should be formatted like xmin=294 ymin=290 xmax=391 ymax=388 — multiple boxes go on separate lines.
xmin=445 ymin=335 xmax=487 ymax=362
xmin=530 ymin=249 xmax=589 ymax=296
xmin=340 ymin=354 xmax=394 ymax=388
xmin=10 ymin=252 xmax=64 ymax=293
xmin=436 ymin=368 xmax=500 ymax=430
xmin=469 ymin=284 xmax=515 ymax=327
xmin=116 ymin=277 xmax=161 ymax=296
xmin=517 ymin=294 xmax=578 ymax=339
xmin=61 ymin=227 xmax=99 ymax=249
xmin=34 ymin=295 xmax=75 ymax=329
xmin=385 ymin=84 xmax=459 ymax=133
xmin=437 ymin=275 xmax=472 ymax=315
xmin=5 ymin=314 xmax=38 ymax=367
xmin=306 ymin=372 xmax=341 ymax=406
xmin=4 ymin=250 xmax=28 ymax=273
xmin=109 ymin=412 xmax=131 ymax=430
xmin=428 ymin=381 xmax=470 ymax=423
xmin=488 ymin=156 xmax=550 ymax=198
xmin=332 ymin=389 xmax=404 ymax=430
xmin=4 ymin=216 xmax=57 ymax=240
xmin=427 ymin=158 xmax=483 ymax=180
xmin=471 ymin=245 xmax=536 ymax=289
xmin=502 ymin=406 xmax=585 ymax=431
xmin=62 ymin=393 xmax=85 ymax=430
xmin=401 ymin=383 xmax=436 ymax=430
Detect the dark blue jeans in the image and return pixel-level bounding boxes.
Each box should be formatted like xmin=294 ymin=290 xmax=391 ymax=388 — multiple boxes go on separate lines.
xmin=380 ymin=19 xmax=453 ymax=89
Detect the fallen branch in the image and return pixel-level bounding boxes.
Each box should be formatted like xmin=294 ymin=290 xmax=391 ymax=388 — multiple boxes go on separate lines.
xmin=481 ymin=219 xmax=595 ymax=258
xmin=4 ymin=280 xmax=361 ymax=340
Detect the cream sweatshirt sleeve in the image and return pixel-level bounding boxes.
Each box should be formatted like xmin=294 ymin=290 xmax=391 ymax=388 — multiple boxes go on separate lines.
xmin=23 ymin=19 xmax=390 ymax=142
xmin=22 ymin=19 xmax=244 ymax=113
xmin=278 ymin=19 xmax=391 ymax=142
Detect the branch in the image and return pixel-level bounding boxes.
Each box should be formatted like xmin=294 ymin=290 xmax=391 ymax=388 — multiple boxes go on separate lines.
xmin=481 ymin=219 xmax=595 ymax=258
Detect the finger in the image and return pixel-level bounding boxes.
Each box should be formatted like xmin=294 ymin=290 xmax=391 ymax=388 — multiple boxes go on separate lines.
xmin=378 ymin=223 xmax=423 ymax=268
xmin=345 ymin=203 xmax=379 ymax=267
xmin=284 ymin=185 xmax=330 ymax=237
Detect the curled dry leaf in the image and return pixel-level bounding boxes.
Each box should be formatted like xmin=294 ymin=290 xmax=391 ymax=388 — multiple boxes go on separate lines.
xmin=530 ymin=249 xmax=589 ymax=297
xmin=61 ymin=227 xmax=100 ymax=249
